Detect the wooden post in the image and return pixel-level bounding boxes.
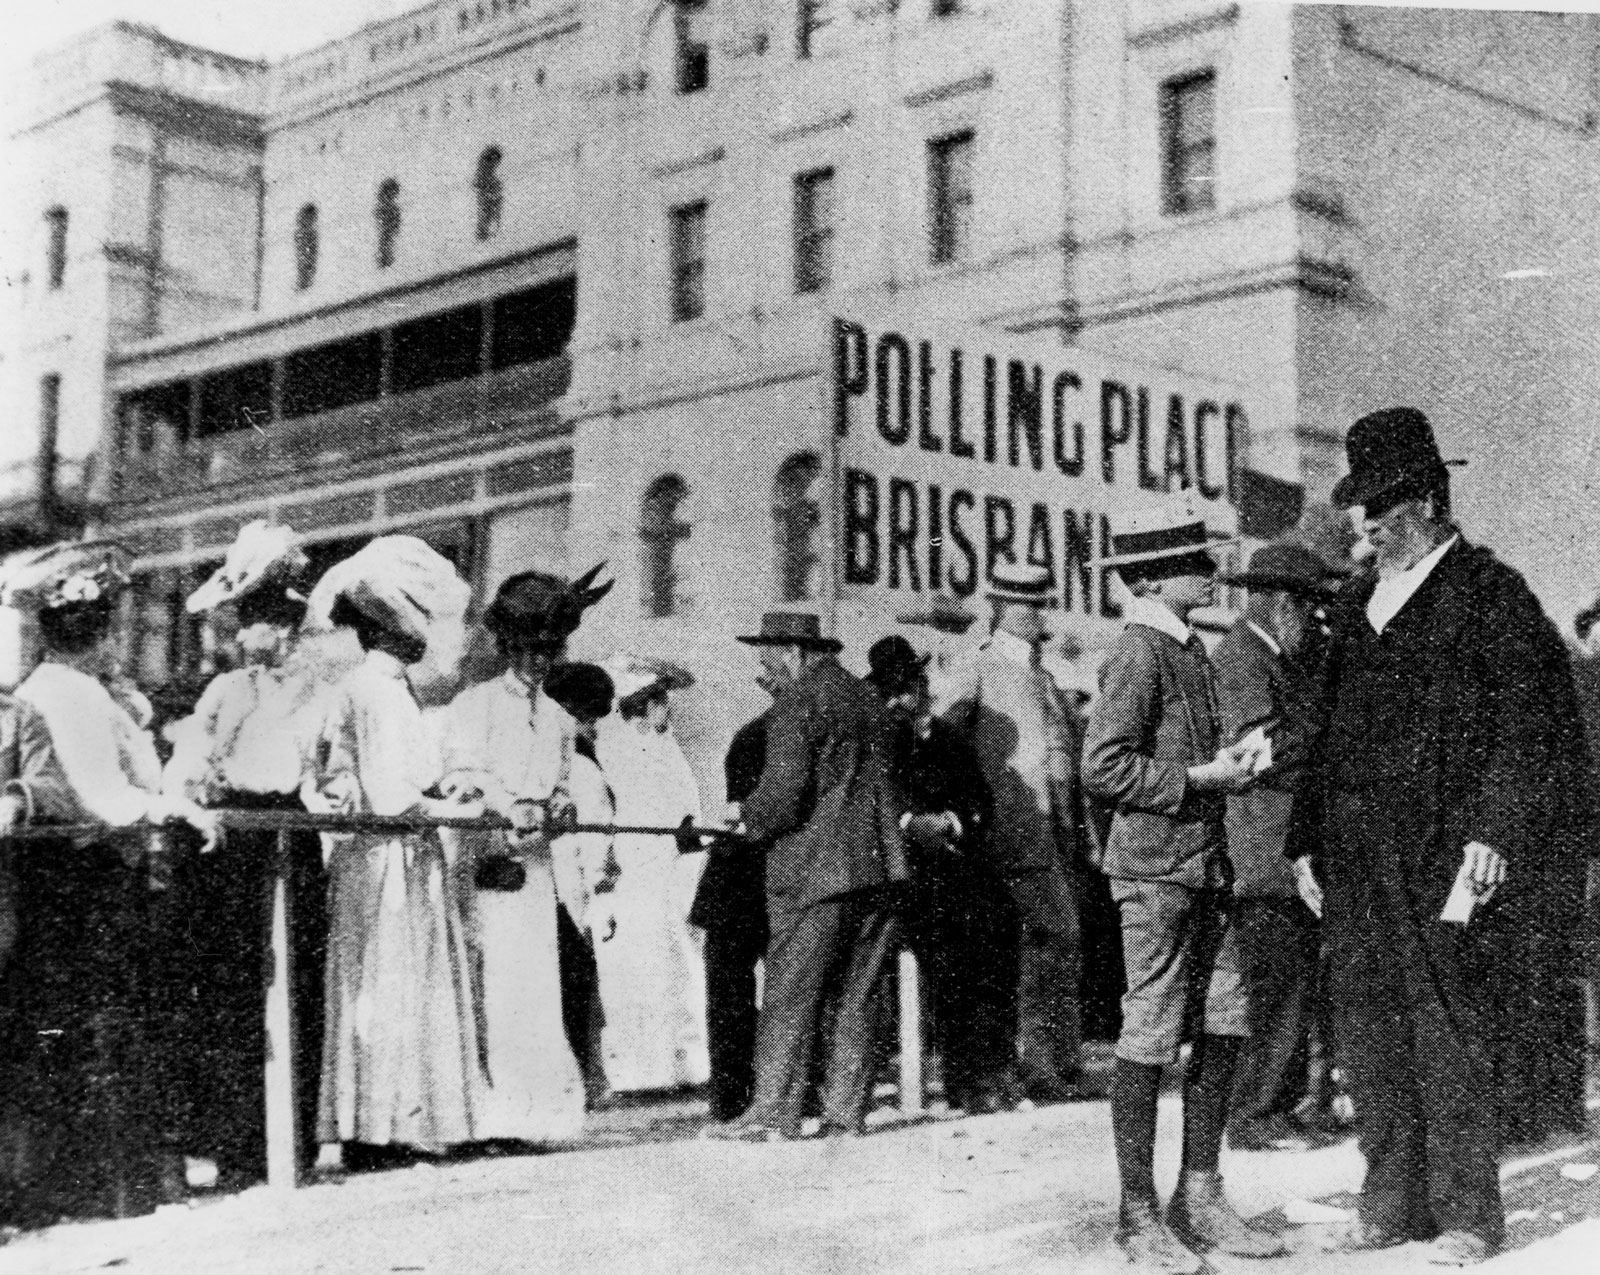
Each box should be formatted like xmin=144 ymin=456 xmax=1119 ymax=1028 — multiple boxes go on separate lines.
xmin=264 ymin=828 xmax=298 ymax=1189
xmin=897 ymin=947 xmax=923 ymax=1113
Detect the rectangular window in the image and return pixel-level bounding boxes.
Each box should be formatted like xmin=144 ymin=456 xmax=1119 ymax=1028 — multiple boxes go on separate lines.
xmin=281 ymin=333 xmax=383 ymax=419
xmin=491 ymin=277 xmax=577 ymax=369
xmin=391 ymin=305 xmax=485 ymax=395
xmin=928 ymin=132 xmax=975 ymax=266
xmin=793 ymin=168 xmax=835 ymax=294
xmin=674 ymin=0 xmax=710 ymax=95
xmin=197 ymin=362 xmax=273 ymax=438
xmin=44 ymin=208 xmax=68 ymax=290
xmin=1161 ymin=70 xmax=1217 ymax=216
xmin=797 ymin=0 xmax=836 ymax=59
xmin=669 ymin=202 xmax=707 ymax=323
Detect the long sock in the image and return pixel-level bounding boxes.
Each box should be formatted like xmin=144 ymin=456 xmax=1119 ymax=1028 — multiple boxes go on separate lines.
xmin=1181 ymin=1034 xmax=1242 ymax=1174
xmin=1111 ymin=1057 xmax=1163 ymax=1205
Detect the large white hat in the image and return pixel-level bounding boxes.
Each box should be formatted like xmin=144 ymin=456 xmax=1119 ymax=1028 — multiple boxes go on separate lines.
xmin=0 ymin=540 xmax=132 ymax=612
xmin=305 ymin=536 xmax=470 ymax=666
xmin=601 ymin=653 xmax=695 ymax=702
xmin=187 ymin=520 xmax=309 ymax=615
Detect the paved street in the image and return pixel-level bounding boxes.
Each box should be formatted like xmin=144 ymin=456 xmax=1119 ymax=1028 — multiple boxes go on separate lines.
xmin=4 ymin=1095 xmax=1594 ymax=1275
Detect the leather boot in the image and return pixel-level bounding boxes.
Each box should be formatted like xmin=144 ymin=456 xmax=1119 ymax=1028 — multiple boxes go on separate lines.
xmin=1118 ymin=1196 xmax=1204 ymax=1274
xmin=1167 ymin=1170 xmax=1287 ymax=1258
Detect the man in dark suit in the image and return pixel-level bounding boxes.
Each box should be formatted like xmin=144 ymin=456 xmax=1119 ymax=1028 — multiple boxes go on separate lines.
xmin=1299 ymin=409 xmax=1595 ymax=1265
xmin=707 ymin=612 xmax=907 ymax=1141
xmin=866 ymin=636 xmax=1012 ymax=1114
xmin=690 ymin=685 xmax=772 ymax=1123
xmin=1212 ymin=542 xmax=1336 ymax=1152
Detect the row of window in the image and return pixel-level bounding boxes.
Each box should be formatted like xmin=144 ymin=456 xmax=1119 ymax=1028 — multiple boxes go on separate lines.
xmin=665 ymin=129 xmax=975 ymax=321
xmin=677 ymin=1 xmax=968 ymax=95
xmin=641 ymin=453 xmax=823 ymax=617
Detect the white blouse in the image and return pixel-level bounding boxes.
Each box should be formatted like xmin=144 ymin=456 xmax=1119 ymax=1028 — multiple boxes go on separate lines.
xmin=320 ymin=650 xmax=440 ymax=817
xmin=18 ymin=662 xmax=163 ymax=827
xmin=438 ymin=670 xmax=571 ymax=816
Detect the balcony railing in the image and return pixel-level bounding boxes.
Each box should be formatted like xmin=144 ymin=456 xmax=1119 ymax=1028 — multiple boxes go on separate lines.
xmin=2 ymin=809 xmax=930 ymax=1193
xmin=117 ymin=356 xmax=570 ymax=506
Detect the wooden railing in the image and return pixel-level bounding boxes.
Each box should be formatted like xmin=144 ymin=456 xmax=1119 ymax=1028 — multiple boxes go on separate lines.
xmin=3 ymin=809 xmax=926 ymax=1190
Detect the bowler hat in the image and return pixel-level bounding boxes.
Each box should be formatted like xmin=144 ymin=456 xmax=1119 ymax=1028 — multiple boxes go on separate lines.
xmin=1221 ymin=542 xmax=1340 ymax=600
xmin=1331 ymin=408 xmax=1465 ymax=510
xmin=736 ymin=611 xmax=844 ymax=652
xmin=866 ymin=635 xmax=931 ymax=696
xmin=483 ymin=563 xmax=613 ymax=648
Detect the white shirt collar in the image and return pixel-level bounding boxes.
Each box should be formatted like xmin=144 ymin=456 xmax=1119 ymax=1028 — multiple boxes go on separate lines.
xmin=1123 ymin=595 xmax=1196 ymax=647
xmin=1367 ymin=534 xmax=1458 ymax=634
xmin=363 ymin=649 xmax=408 ymax=680
xmin=1245 ymin=620 xmax=1282 ymax=658
xmin=988 ymin=628 xmax=1038 ymax=668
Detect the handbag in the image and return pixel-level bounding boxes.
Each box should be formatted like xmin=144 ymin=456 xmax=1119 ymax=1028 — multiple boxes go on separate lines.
xmin=475 ymin=854 xmax=526 ymax=893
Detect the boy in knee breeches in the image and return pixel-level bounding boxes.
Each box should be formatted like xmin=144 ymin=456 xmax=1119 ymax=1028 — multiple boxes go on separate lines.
xmin=1083 ymin=508 xmax=1284 ymax=1273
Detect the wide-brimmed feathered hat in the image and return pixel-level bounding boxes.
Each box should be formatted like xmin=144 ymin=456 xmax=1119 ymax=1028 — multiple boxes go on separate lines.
xmin=0 ymin=540 xmax=132 ymax=612
xmin=187 ymin=520 xmax=310 ymax=626
xmin=483 ymin=563 xmax=614 ymax=649
xmin=305 ymin=536 xmax=470 ymax=665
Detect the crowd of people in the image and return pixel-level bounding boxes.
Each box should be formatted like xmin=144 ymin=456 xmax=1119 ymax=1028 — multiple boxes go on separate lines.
xmin=0 ymin=404 xmax=1594 ymax=1271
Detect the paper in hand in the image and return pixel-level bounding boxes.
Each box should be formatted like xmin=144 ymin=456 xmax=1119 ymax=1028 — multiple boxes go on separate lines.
xmin=1234 ymin=726 xmax=1274 ymax=776
xmin=1440 ymin=861 xmax=1480 ymax=924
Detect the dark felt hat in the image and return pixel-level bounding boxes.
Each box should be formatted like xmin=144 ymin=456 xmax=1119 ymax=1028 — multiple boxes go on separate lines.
xmin=866 ymin=635 xmax=931 ymax=696
xmin=735 ymin=611 xmax=843 ymax=652
xmin=1331 ymin=407 xmax=1465 ymax=510
xmin=543 ymin=661 xmax=616 ymax=722
xmin=1221 ymin=541 xmax=1341 ymax=600
xmin=483 ymin=563 xmax=613 ymax=648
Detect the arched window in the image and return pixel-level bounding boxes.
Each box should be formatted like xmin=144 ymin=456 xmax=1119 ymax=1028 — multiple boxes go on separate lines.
xmin=294 ymin=203 xmax=319 ymax=290
xmin=44 ymin=207 xmax=68 ymax=289
xmin=474 ymin=146 xmax=504 ymax=241
xmin=773 ymin=452 xmax=823 ymax=602
xmin=640 ymin=475 xmax=691 ymax=618
xmin=375 ymin=179 xmax=401 ymax=268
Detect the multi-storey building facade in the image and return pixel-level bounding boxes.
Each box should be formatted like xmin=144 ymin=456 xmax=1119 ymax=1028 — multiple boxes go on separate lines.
xmin=5 ymin=2 xmax=1599 ymax=776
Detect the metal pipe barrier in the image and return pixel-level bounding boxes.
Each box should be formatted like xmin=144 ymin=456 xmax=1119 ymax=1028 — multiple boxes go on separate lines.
xmin=3 ymin=814 xmax=927 ymax=1190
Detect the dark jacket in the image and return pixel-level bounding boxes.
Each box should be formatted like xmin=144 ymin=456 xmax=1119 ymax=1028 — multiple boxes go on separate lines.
xmin=688 ymin=711 xmax=769 ymax=934
xmin=1083 ymin=622 xmax=1227 ymax=885
xmin=1213 ymin=619 xmax=1323 ymax=897
xmin=891 ymin=715 xmax=993 ymax=857
xmin=1302 ymin=538 xmax=1595 ymax=938
xmin=742 ymin=657 xmax=909 ymax=908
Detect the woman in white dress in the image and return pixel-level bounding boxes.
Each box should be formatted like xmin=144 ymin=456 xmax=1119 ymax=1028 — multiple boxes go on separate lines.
xmin=436 ymin=567 xmax=611 ymax=1145
xmin=593 ymin=656 xmax=709 ymax=1093
xmin=303 ymin=537 xmax=483 ymax=1167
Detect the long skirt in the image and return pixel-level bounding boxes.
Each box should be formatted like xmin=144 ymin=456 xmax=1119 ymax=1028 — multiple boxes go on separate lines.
xmin=466 ymin=838 xmax=585 ymax=1143
xmin=184 ymin=791 xmax=327 ymax=1178
xmin=1 ymin=833 xmax=189 ymax=1221
xmin=317 ymin=831 xmax=480 ymax=1151
xmin=590 ymin=841 xmax=709 ymax=1092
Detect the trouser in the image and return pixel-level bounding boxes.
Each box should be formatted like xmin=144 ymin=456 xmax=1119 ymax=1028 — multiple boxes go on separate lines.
xmin=744 ymin=891 xmax=899 ymax=1134
xmin=1003 ymin=863 xmax=1083 ymax=1088
xmin=1328 ymin=789 xmax=1504 ymax=1246
xmin=701 ymin=922 xmax=766 ymax=1120
xmin=1228 ymin=896 xmax=1320 ymax=1135
xmin=556 ymin=903 xmax=606 ymax=1105
xmin=901 ymin=860 xmax=1013 ymax=1104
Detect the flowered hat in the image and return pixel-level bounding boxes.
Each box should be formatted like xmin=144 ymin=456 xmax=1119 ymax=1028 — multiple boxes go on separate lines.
xmin=0 ymin=540 xmax=132 ymax=612
xmin=602 ymin=653 xmax=695 ymax=702
xmin=187 ymin=520 xmax=310 ymax=625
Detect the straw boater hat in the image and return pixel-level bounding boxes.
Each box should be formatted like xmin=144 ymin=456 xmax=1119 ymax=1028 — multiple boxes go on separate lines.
xmin=305 ymin=535 xmax=471 ymax=664
xmin=1331 ymin=407 xmax=1465 ymax=511
xmin=483 ymin=563 xmax=614 ymax=650
xmin=988 ymin=561 xmax=1053 ymax=607
xmin=0 ymin=540 xmax=132 ymax=612
xmin=186 ymin=520 xmax=310 ymax=626
xmin=866 ymin=634 xmax=931 ymax=697
xmin=897 ymin=592 xmax=977 ymax=635
xmin=1101 ymin=499 xmax=1237 ymax=570
xmin=735 ymin=610 xmax=844 ymax=653
xmin=1221 ymin=541 xmax=1342 ymax=601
